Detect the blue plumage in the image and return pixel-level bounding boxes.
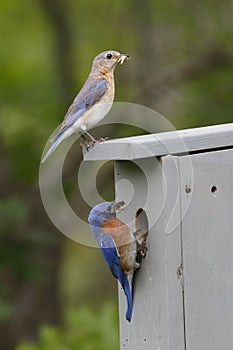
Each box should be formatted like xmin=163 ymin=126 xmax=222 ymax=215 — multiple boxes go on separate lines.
xmin=41 ymin=79 xmax=108 ymax=163
xmin=88 ymin=201 xmax=136 ymax=322
xmin=98 ymin=234 xmax=133 ymax=322
xmin=61 ymin=79 xmax=108 ymax=133
xmin=41 ymin=132 xmax=66 ymax=163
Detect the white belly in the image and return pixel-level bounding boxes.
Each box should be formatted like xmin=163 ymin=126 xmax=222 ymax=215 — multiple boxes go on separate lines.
xmin=72 ymin=101 xmax=113 ymax=132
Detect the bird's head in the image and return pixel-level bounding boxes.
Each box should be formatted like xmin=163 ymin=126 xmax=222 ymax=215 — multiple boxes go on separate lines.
xmin=105 ymin=201 xmax=126 ymax=213
xmin=91 ymin=50 xmax=129 ymax=73
xmin=88 ymin=201 xmax=126 ymax=228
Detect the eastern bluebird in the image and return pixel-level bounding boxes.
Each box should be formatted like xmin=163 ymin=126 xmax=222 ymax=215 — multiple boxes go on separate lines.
xmin=88 ymin=201 xmax=148 ymax=322
xmin=41 ymin=50 xmax=129 ymax=163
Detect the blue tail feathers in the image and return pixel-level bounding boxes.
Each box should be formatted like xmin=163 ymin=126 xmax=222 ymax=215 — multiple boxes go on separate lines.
xmin=121 ymin=272 xmax=133 ymax=322
xmin=41 ymin=132 xmax=65 ymax=163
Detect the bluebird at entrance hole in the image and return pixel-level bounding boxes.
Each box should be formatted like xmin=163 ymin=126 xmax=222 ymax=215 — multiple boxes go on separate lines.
xmin=88 ymin=201 xmax=148 ymax=322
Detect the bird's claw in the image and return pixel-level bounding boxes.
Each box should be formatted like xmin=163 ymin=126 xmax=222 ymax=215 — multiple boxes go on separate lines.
xmin=95 ymin=137 xmax=109 ymax=143
xmin=134 ymin=228 xmax=148 ymax=265
xmin=137 ymin=239 xmax=148 ymax=258
xmin=80 ymin=139 xmax=91 ymax=148
xmin=80 ymin=137 xmax=109 ymax=151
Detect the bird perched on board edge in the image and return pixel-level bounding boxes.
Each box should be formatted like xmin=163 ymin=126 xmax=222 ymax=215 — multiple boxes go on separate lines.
xmin=41 ymin=50 xmax=129 ymax=163
xmin=88 ymin=201 xmax=148 ymax=322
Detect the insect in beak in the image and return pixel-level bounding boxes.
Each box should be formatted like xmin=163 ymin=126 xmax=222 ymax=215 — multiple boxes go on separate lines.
xmin=118 ymin=54 xmax=130 ymax=65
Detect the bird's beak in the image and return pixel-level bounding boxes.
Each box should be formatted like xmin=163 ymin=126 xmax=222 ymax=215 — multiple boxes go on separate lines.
xmin=105 ymin=201 xmax=126 ymax=213
xmin=117 ymin=54 xmax=130 ymax=65
xmin=115 ymin=201 xmax=126 ymax=211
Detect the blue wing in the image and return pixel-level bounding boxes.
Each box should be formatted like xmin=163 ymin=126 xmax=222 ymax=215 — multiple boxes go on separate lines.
xmin=60 ymin=78 xmax=108 ymax=134
xmin=98 ymin=234 xmax=133 ymax=322
xmin=41 ymin=78 xmax=108 ymax=163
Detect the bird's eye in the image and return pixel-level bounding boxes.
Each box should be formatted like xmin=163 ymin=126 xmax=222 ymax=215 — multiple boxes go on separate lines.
xmin=106 ymin=53 xmax=113 ymax=59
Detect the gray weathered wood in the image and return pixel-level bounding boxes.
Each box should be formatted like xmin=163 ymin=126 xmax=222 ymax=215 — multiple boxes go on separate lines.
xmin=83 ymin=123 xmax=233 ymax=161
xmin=114 ymin=148 xmax=233 ymax=349
xmin=115 ymin=157 xmax=185 ymax=350
xmin=179 ymin=148 xmax=233 ymax=350
xmin=83 ymin=122 xmax=233 ymax=349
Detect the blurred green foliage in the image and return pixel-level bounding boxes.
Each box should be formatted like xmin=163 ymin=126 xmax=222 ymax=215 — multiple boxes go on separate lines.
xmin=0 ymin=0 xmax=232 ymax=349
xmin=16 ymin=303 xmax=119 ymax=350
xmin=0 ymin=195 xmax=54 ymax=323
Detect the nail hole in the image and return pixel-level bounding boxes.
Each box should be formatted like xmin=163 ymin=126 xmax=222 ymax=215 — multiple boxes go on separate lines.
xmin=185 ymin=184 xmax=192 ymax=193
xmin=211 ymin=185 xmax=217 ymax=195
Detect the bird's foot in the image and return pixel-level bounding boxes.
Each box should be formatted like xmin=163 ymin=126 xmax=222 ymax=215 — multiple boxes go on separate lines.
xmin=137 ymin=239 xmax=148 ymax=258
xmin=134 ymin=229 xmax=148 ymax=261
xmin=80 ymin=139 xmax=95 ymax=151
xmin=137 ymin=239 xmax=148 ymax=259
xmin=80 ymin=139 xmax=90 ymax=147
xmin=135 ymin=240 xmax=148 ymax=266
xmin=80 ymin=137 xmax=109 ymax=151
xmin=95 ymin=137 xmax=109 ymax=143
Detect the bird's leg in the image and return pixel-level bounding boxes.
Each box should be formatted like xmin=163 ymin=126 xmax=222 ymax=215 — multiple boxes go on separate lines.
xmin=80 ymin=125 xmax=97 ymax=144
xmin=79 ymin=126 xmax=96 ymax=149
xmin=83 ymin=130 xmax=98 ymax=143
xmin=97 ymin=136 xmax=109 ymax=142
xmin=79 ymin=133 xmax=89 ymax=148
xmin=80 ymin=126 xmax=108 ymax=150
xmin=84 ymin=130 xmax=109 ymax=143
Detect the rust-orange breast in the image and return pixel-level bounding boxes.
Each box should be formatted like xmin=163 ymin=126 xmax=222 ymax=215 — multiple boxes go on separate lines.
xmin=102 ymin=218 xmax=135 ymax=273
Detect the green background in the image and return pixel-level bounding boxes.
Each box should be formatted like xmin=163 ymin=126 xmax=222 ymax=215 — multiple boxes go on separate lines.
xmin=0 ymin=0 xmax=232 ymax=349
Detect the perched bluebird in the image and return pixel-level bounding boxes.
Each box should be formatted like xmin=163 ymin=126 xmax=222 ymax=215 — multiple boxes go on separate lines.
xmin=41 ymin=50 xmax=129 ymax=163
xmin=88 ymin=201 xmax=148 ymax=322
